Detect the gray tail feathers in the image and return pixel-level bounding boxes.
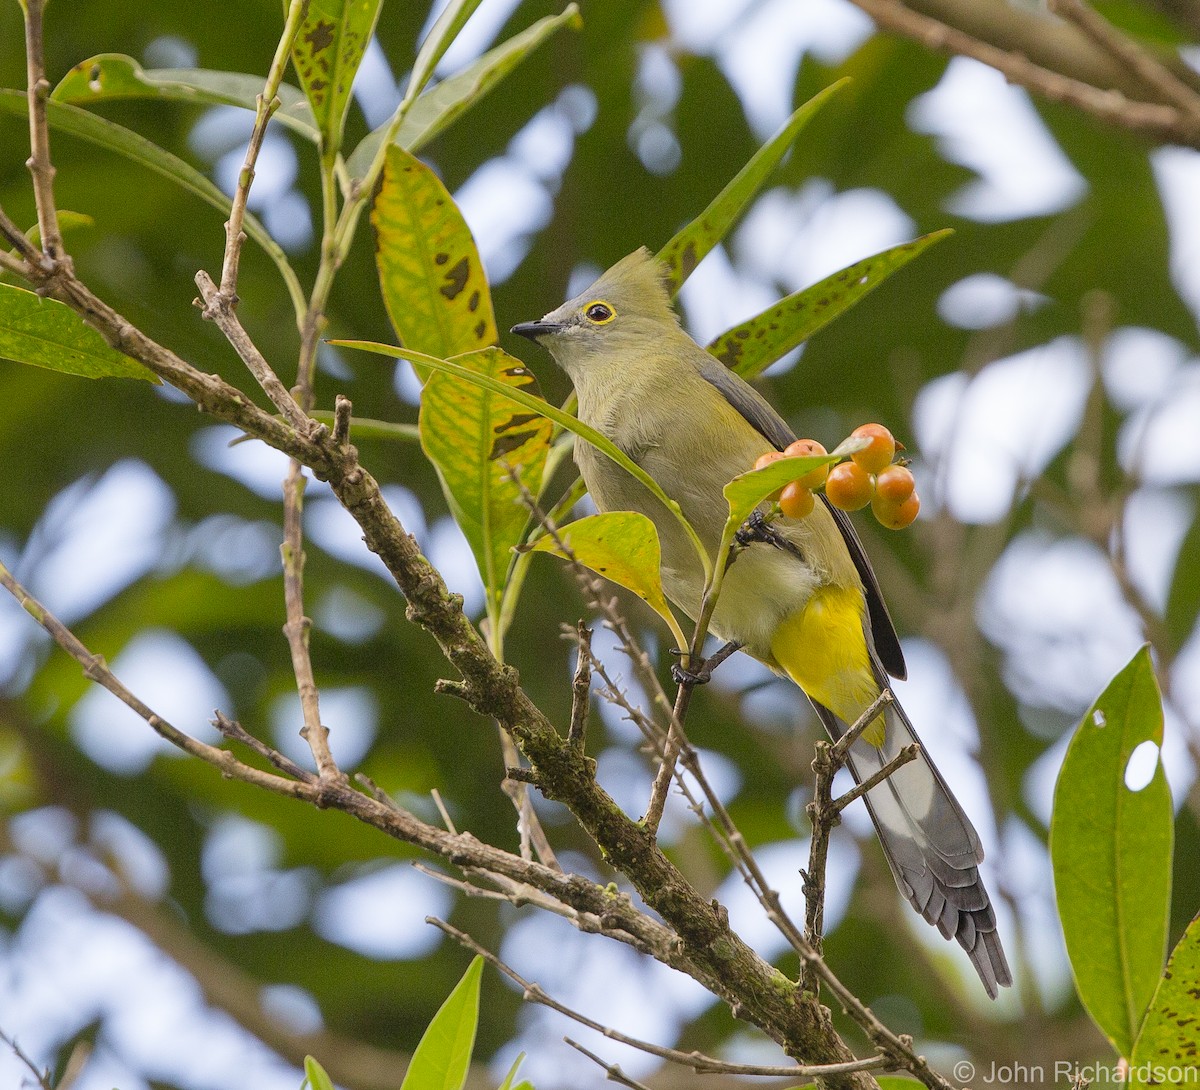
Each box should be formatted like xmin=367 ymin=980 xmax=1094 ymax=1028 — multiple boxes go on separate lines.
xmin=811 ymin=682 xmax=1013 ymax=999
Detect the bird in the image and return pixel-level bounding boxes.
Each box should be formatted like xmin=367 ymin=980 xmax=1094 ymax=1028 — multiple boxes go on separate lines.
xmin=512 ymin=246 xmax=1012 ymax=998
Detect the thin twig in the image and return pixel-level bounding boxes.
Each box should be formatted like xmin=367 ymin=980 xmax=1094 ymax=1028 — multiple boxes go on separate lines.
xmin=432 ymin=916 xmax=895 ymax=1080
xmin=333 ymin=393 xmax=353 ymax=449
xmin=0 ymin=558 xmax=314 ymax=799
xmin=565 ymin=1039 xmax=654 ymax=1090
xmin=21 ymin=0 xmax=66 ymax=265
xmin=0 ymin=1025 xmax=53 ymax=1090
xmin=832 ymin=745 xmax=920 ymax=816
xmin=194 ymin=270 xmax=312 ymax=432
xmin=1049 ymin=0 xmax=1200 ymax=122
xmin=829 ymin=690 xmax=895 ymax=766
xmin=0 ymin=203 xmax=39 ymax=259
xmin=218 ymin=0 xmax=306 ymax=302
xmin=281 ymin=459 xmax=339 ymax=781
xmin=568 ymin=620 xmax=593 ymax=748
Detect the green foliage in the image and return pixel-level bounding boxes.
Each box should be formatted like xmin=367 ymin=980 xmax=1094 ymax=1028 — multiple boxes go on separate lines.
xmin=657 ymin=81 xmax=848 ymax=296
xmin=0 ymin=87 xmax=304 ymax=313
xmin=1050 ymin=646 xmax=1173 ymax=1058
xmin=525 ymin=511 xmax=687 ymax=650
xmin=291 ymin=0 xmax=384 ymax=160
xmin=418 ymin=346 xmax=552 ymax=636
xmin=3 ymin=0 xmax=1200 ymax=1082
xmin=302 ymin=1056 xmax=336 ymax=1090
xmin=713 ymin=231 xmax=952 ymax=379
xmin=373 ymin=145 xmax=497 ymax=362
xmin=399 ymin=955 xmax=484 ymax=1090
xmin=1130 ymin=914 xmax=1200 ymax=1087
xmin=51 ymin=53 xmax=320 ymax=143
xmin=0 ymin=282 xmax=156 ymax=381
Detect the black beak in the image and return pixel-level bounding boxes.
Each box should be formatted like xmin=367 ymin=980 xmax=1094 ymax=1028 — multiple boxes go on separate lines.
xmin=511 ymin=320 xmax=561 ymax=342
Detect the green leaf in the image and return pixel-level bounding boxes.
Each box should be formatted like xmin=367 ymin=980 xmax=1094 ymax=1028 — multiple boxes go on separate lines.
xmin=291 ymin=0 xmax=384 ymax=157
xmin=349 ymin=4 xmax=582 ymax=174
xmin=1164 ymin=505 xmax=1200 ymax=648
xmin=711 ymin=230 xmax=953 ymax=379
xmin=407 ymin=0 xmax=487 ymax=108
xmin=419 ymin=347 xmax=553 ymax=624
xmin=526 ymin=512 xmax=688 ymax=650
xmin=399 ymin=955 xmax=484 ymax=1090
xmin=51 ymin=53 xmax=319 ymax=143
xmin=1050 ymin=645 xmax=1173 ymax=1058
xmin=0 ymin=283 xmax=157 ymax=382
xmin=0 ymin=89 xmax=305 ymax=316
xmin=497 ymin=1053 xmax=533 ymax=1090
xmin=302 ymin=1056 xmax=335 ymax=1090
xmin=656 ymin=80 xmax=848 ymax=296
xmin=330 ymin=340 xmax=712 ymax=584
xmin=372 ymin=145 xmax=497 ymax=362
xmin=1130 ymin=913 xmax=1200 ymax=1088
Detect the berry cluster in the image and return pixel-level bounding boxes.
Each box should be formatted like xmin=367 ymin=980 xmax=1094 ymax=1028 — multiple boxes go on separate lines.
xmin=752 ymin=423 xmax=920 ymax=531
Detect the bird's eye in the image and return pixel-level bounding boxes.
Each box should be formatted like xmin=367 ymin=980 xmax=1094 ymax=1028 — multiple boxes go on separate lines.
xmin=584 ymin=301 xmax=615 ymax=324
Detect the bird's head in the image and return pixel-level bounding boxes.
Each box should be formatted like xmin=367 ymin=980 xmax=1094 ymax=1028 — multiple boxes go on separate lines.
xmin=511 ymin=247 xmax=682 ymax=382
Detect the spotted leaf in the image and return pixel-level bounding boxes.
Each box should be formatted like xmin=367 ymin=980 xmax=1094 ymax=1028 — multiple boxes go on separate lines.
xmin=419 ymin=347 xmax=552 ymax=624
xmin=373 ymin=145 xmax=497 ymax=368
xmin=710 ymin=231 xmax=952 ymax=380
xmin=291 ymin=0 xmax=383 ymax=158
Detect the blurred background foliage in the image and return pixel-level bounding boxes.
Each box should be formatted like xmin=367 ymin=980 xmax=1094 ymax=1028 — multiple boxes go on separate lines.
xmin=1 ymin=1 xmax=1199 ymax=1088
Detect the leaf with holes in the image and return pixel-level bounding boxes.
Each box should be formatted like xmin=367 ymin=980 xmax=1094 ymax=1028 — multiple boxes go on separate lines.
xmin=525 ymin=512 xmax=687 ymax=651
xmin=373 ymin=145 xmax=497 ymax=366
xmin=398 ymin=955 xmax=483 ymax=1090
xmin=0 ymin=283 xmax=157 ymax=382
xmin=1130 ymin=913 xmax=1200 ymax=1087
xmin=710 ymin=231 xmax=952 ymax=380
xmin=656 ymin=80 xmax=847 ymax=296
xmin=292 ymin=0 xmax=383 ymax=158
xmin=52 ymin=53 xmax=319 ymax=143
xmin=1050 ymin=645 xmax=1173 ymax=1058
xmin=419 ymin=348 xmax=552 ymax=625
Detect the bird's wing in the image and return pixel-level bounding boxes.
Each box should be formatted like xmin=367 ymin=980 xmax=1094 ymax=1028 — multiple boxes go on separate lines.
xmin=696 ymin=357 xmax=906 ymax=680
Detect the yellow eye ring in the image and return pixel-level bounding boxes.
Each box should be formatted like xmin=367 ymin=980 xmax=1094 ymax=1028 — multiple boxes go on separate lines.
xmin=584 ymin=300 xmax=616 ymax=324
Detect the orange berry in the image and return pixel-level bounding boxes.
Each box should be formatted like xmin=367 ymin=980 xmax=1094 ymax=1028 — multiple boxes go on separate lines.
xmin=779 ymin=480 xmax=815 ymax=519
xmin=872 ymin=490 xmax=920 ymax=530
xmin=850 ymin=423 xmax=896 ymax=474
xmin=783 ymin=438 xmax=829 ymax=489
xmin=874 ymin=464 xmax=915 ymax=504
xmin=753 ymin=450 xmax=787 ymax=499
xmin=825 ymin=461 xmax=873 ymax=511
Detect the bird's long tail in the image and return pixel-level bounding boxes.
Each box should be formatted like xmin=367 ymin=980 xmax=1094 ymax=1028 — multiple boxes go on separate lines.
xmin=770 ymin=587 xmax=1011 ymax=997
xmin=810 ymin=687 xmax=1012 ymax=998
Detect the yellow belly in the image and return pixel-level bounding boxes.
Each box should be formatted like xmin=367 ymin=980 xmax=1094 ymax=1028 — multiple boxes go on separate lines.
xmin=769 ymin=584 xmax=886 ymax=747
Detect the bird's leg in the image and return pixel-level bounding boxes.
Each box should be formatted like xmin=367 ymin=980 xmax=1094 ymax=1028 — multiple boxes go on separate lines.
xmin=734 ymin=508 xmax=806 ymax=562
xmin=670 ymin=640 xmax=742 ymax=687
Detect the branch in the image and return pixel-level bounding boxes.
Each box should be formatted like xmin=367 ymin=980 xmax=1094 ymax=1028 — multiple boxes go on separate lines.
xmin=847 ymin=0 xmax=1200 ymax=147
xmin=432 ymin=918 xmax=894 ymax=1081
xmin=194 ymin=270 xmax=312 ymax=433
xmin=216 ymin=0 xmax=307 ymax=303
xmin=1050 ymin=0 xmax=1200 ymax=122
xmin=21 ymin=0 xmax=66 ymax=265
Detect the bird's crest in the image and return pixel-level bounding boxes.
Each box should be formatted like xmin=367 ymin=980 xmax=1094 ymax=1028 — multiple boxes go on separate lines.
xmin=583 ymin=247 xmax=677 ymax=326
